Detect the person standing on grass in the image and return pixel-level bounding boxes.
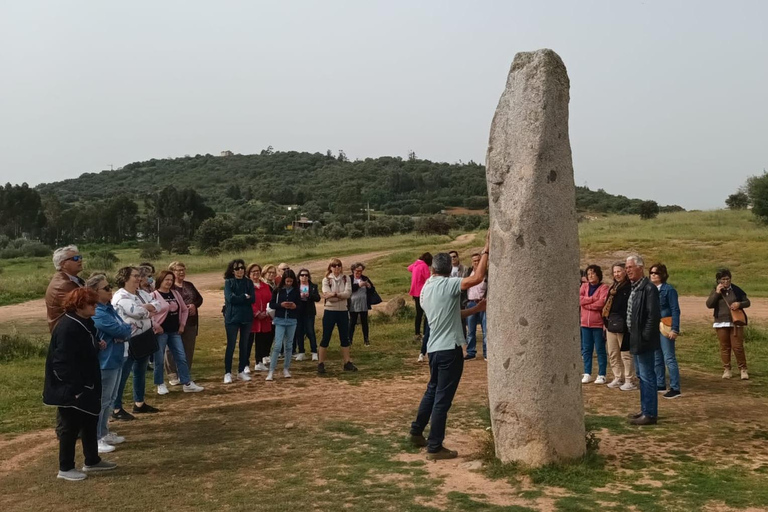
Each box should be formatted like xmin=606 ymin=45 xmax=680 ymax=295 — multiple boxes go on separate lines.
xmin=464 ymin=252 xmax=488 ymax=361
xmin=317 ymin=258 xmax=357 ymax=374
xmin=602 ymin=263 xmax=636 ymax=391
xmin=294 ymin=268 xmax=321 ymax=361
xmin=44 ymin=288 xmax=117 ymax=481
xmin=706 ymin=269 xmax=750 ymax=380
xmin=625 ymin=255 xmax=661 ymax=426
xmin=151 ymin=270 xmax=204 ymax=394
xmin=87 ymin=274 xmax=132 ymax=455
xmin=46 ymin=245 xmax=85 ymax=332
xmin=650 ymin=263 xmax=682 ymax=399
xmin=112 ymin=266 xmax=166 ymax=419
xmin=408 ymin=253 xmax=432 ymax=342
xmin=246 ymin=264 xmax=273 ymax=372
xmin=266 ymin=269 xmax=300 ymax=381
xmin=348 ymin=262 xmax=376 ymax=347
xmin=580 ymin=264 xmax=609 ymax=384
xmin=409 ymin=236 xmax=490 ymax=461
xmin=223 ymin=259 xmax=255 ymax=384
xmin=165 ymin=261 xmax=203 ymax=386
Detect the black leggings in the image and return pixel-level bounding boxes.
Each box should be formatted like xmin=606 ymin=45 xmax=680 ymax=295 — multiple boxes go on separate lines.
xmin=251 ymin=331 xmax=273 ymax=364
xmin=414 ymin=297 xmax=426 ymax=336
xmin=349 ymin=311 xmax=369 ymax=344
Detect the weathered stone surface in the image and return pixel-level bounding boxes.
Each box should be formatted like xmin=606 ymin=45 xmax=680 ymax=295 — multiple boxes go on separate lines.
xmin=485 ymin=49 xmax=585 ymax=466
xmin=383 ymin=296 xmax=406 ymax=317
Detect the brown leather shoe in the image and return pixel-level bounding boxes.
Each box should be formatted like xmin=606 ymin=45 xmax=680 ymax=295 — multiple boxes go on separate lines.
xmin=629 ymin=415 xmax=657 ymax=426
xmin=426 ymin=447 xmax=458 ymax=460
xmin=410 ymin=435 xmax=427 ymax=447
xmin=626 ymin=411 xmax=643 ymax=420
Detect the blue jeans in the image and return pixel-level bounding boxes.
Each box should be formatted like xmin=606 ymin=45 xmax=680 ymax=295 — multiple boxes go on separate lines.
xmin=294 ymin=315 xmax=317 ymax=354
xmin=410 ymin=346 xmax=464 ymax=452
xmin=225 ymin=322 xmax=251 ymax=374
xmin=270 ymin=317 xmax=298 ymax=372
xmin=465 ymin=301 xmax=487 ymax=357
xmin=581 ymin=327 xmax=607 ymax=375
xmin=655 ymin=333 xmax=680 ymax=391
xmin=115 ymin=353 xmax=149 ymax=409
xmin=155 ymin=332 xmax=191 ymax=385
xmin=634 ymin=351 xmax=658 ymax=417
xmin=98 ymin=367 xmax=122 ymax=439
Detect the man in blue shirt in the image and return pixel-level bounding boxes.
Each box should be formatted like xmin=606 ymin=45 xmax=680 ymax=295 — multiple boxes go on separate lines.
xmin=409 ymin=236 xmax=489 ymax=460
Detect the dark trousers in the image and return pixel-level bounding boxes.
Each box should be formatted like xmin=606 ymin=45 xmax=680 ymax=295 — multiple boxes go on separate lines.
xmin=349 ymin=311 xmax=369 ymax=344
xmin=251 ymin=331 xmax=273 ymax=364
xmin=420 ymin=320 xmax=431 ymax=355
xmin=225 ymin=322 xmax=251 ymax=374
xmin=58 ymin=407 xmax=100 ymax=472
xmin=410 ymin=346 xmax=464 ymax=452
xmin=294 ymin=315 xmax=317 ymax=354
xmin=320 ymin=310 xmax=350 ymax=348
xmin=414 ymin=297 xmax=426 ymax=336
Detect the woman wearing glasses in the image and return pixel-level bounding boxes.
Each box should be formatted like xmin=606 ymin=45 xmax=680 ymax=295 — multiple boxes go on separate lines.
xmin=223 ymin=259 xmax=255 ymax=384
xmin=293 ymin=268 xmax=321 ymax=361
xmin=165 ymin=261 xmax=204 ymax=385
xmin=247 ymin=263 xmax=273 ymax=372
xmin=706 ymin=269 xmax=751 ymax=380
xmin=318 ymin=258 xmax=357 ymax=374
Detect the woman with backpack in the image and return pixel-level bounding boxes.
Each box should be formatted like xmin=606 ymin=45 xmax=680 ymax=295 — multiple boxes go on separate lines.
xmin=317 ymin=258 xmax=356 ymax=375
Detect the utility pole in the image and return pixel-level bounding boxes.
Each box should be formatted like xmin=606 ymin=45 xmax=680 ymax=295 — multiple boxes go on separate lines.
xmin=367 ymin=202 xmax=370 ymax=222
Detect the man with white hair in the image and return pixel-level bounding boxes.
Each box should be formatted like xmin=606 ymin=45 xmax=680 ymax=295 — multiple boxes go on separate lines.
xmin=45 ymin=245 xmax=85 ymax=332
xmin=625 ymin=254 xmax=661 ymax=426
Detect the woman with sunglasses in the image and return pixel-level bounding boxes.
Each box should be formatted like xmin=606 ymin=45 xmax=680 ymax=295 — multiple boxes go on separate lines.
xmin=87 ymin=274 xmax=132 ymax=454
xmin=293 ymin=268 xmax=321 ymax=361
xmin=247 ymin=263 xmax=273 ymax=372
xmin=318 ymin=258 xmax=357 ymax=374
xmin=223 ymin=259 xmax=255 ymax=384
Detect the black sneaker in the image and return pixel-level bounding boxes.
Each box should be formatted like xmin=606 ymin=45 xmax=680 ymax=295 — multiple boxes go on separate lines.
xmin=343 ymin=361 xmax=358 ymax=372
xmin=657 ymin=386 xmax=666 ymax=392
xmin=626 ymin=411 xmax=643 ymax=420
xmin=317 ymin=362 xmax=326 ymax=374
xmin=426 ymin=446 xmax=458 ymax=460
xmin=464 ymin=354 xmax=476 ymax=361
xmin=364 ymin=340 xmax=370 ymax=346
xmin=132 ymin=403 xmax=160 ymax=414
xmin=111 ymin=408 xmax=135 ymax=421
xmin=663 ymin=389 xmax=682 ymax=399
xmin=410 ymin=434 xmax=428 ymax=447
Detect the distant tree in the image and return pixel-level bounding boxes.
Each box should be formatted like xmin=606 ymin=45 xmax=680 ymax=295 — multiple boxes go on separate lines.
xmin=725 ymin=191 xmax=749 ymax=210
xmin=226 ymin=184 xmax=241 ymax=200
xmin=639 ymin=200 xmax=660 ymax=220
xmin=747 ymin=172 xmax=768 ymax=222
xmin=337 ymin=150 xmax=348 ymax=162
xmin=139 ymin=243 xmax=162 ymax=260
xmin=196 ymin=217 xmax=235 ymax=250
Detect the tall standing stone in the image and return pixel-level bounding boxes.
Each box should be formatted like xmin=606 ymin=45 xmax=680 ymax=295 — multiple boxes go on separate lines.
xmin=485 ymin=49 xmax=585 ymax=466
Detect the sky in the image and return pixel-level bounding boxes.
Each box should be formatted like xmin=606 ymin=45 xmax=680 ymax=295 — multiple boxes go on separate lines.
xmin=0 ymin=0 xmax=765 ymax=210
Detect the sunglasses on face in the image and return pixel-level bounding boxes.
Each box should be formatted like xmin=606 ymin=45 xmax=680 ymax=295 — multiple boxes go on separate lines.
xmin=234 ymin=266 xmax=245 ymax=271
xmin=330 ymin=263 xmax=341 ymax=268
xmin=649 ymin=271 xmax=659 ymax=275
xmin=299 ymin=274 xmax=309 ymax=277
xmin=100 ymin=285 xmax=112 ymax=292
xmin=66 ymin=255 xmax=83 ymax=262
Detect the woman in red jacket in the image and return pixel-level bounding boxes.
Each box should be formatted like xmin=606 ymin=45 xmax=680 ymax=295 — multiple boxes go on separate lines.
xmin=580 ymin=264 xmax=609 ymax=384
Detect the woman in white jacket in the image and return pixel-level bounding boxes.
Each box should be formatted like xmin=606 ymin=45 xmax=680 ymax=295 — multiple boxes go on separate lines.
xmin=111 ymin=266 xmax=166 ymax=419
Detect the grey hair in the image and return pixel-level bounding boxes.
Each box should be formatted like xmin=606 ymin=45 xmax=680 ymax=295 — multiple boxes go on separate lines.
xmin=85 ymin=273 xmax=108 ymax=290
xmin=432 ymin=253 xmax=452 ymax=276
xmin=52 ymin=245 xmax=79 ymax=271
xmin=138 ymin=265 xmax=154 ymax=278
xmin=350 ymin=262 xmax=366 ymax=271
xmin=626 ymin=254 xmax=645 ymax=267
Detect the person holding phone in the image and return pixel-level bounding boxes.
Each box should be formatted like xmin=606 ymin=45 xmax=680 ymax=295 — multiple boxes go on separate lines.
xmin=294 ymin=269 xmax=321 ymax=361
xmin=706 ymin=269 xmax=750 ymax=380
xmin=266 ymin=269 xmax=300 ymax=380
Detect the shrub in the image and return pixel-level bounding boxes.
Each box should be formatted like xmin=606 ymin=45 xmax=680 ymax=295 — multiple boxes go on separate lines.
xmin=638 ymin=201 xmax=659 ymax=220
xmin=139 ymin=243 xmax=162 ymax=260
xmin=196 ymin=217 xmax=235 ymax=250
xmin=0 ymin=333 xmax=48 ymax=362
xmin=86 ymin=249 xmax=119 ymax=272
xmin=202 ymin=246 xmax=222 ymax=257
xmin=170 ymin=237 xmax=191 ymax=254
xmin=725 ymin=191 xmax=749 ymax=210
xmin=221 ymin=237 xmax=248 ymax=252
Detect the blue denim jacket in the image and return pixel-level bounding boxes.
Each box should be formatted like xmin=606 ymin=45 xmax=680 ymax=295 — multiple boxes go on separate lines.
xmin=658 ymin=283 xmax=681 ymax=333
xmin=93 ymin=302 xmax=133 ymax=370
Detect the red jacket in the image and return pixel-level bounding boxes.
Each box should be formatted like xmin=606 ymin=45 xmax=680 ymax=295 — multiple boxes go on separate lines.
xmin=579 ymin=282 xmax=609 ymax=328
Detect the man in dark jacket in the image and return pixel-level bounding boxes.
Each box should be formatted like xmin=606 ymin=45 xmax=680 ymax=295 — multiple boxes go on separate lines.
xmin=625 ymin=255 xmax=661 ymax=426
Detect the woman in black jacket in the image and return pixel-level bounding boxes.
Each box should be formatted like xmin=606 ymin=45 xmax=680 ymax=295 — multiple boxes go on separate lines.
xmin=293 ymin=268 xmax=321 ymax=361
xmin=266 ymin=269 xmax=300 ymax=381
xmin=603 ymin=263 xmax=636 ymax=391
xmin=348 ymin=262 xmax=378 ymax=346
xmin=43 ymin=288 xmax=117 ymax=481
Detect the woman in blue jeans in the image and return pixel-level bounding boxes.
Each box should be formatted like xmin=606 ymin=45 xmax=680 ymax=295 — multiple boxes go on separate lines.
xmin=649 ymin=263 xmax=682 ymax=399
xmin=267 ymin=269 xmax=300 ymax=381
xmin=579 ymin=264 xmax=609 ymax=384
xmin=151 ymin=270 xmax=204 ymax=394
xmin=223 ymin=259 xmax=255 ymax=384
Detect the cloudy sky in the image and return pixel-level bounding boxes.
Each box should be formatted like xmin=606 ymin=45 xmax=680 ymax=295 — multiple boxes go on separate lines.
xmin=0 ymin=0 xmax=765 ymax=209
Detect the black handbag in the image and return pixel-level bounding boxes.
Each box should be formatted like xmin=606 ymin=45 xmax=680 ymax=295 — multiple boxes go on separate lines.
xmin=369 ymin=290 xmax=383 ymax=306
xmin=605 ymin=315 xmax=625 ymax=334
xmin=129 ymin=328 xmax=159 ymax=359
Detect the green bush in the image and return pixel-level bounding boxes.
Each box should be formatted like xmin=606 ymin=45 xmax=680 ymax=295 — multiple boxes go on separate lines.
xmin=0 ymin=239 xmax=50 ymax=259
xmin=0 ymin=333 xmax=48 ymax=362
xmin=86 ymin=249 xmax=119 ymax=272
xmin=139 ymin=243 xmax=162 ymax=260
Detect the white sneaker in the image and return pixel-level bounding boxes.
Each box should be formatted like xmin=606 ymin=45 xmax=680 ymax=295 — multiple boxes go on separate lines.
xmin=243 ymin=366 xmax=251 ymax=374
xmin=620 ymin=382 xmax=638 ymax=391
xmin=237 ymin=372 xmax=251 ymax=382
xmin=157 ymin=384 xmax=169 ymax=395
xmin=311 ymin=353 xmax=318 ymax=361
xmin=722 ymin=369 xmax=732 ymax=379
xmin=262 ymin=357 xmax=270 ymax=365
xmin=168 ymin=374 xmax=180 ymax=386
xmin=183 ymin=381 xmax=204 ymax=392
xmin=417 ymin=353 xmax=425 ymax=362
xmin=223 ymin=373 xmax=233 ymax=384
xmin=265 ymin=372 xmax=274 ymax=381
xmin=607 ymin=378 xmax=622 ymax=389
xmin=254 ymin=363 xmax=268 ymax=371
xmin=594 ymin=375 xmax=607 ymax=385
xmin=295 ymin=353 xmax=306 ymax=361
xmin=741 ymin=369 xmax=749 ymax=380
xmin=97 ymin=440 xmax=116 ymax=453
xmin=57 ymin=469 xmax=87 ymax=481
xmin=581 ymin=373 xmax=593 ymax=384
xmin=283 ymin=369 xmax=292 ymax=379
xmin=103 ymin=433 xmax=125 ymax=445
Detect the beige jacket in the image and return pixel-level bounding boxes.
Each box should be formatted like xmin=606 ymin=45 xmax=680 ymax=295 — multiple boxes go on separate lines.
xmin=322 ymin=274 xmax=352 ymax=311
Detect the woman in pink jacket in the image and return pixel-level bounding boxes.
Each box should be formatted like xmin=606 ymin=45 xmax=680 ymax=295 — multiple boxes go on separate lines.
xmin=151 ymin=270 xmax=204 ymax=394
xmin=580 ymin=264 xmax=609 ymax=384
xmin=408 ymin=253 xmax=432 ymax=342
